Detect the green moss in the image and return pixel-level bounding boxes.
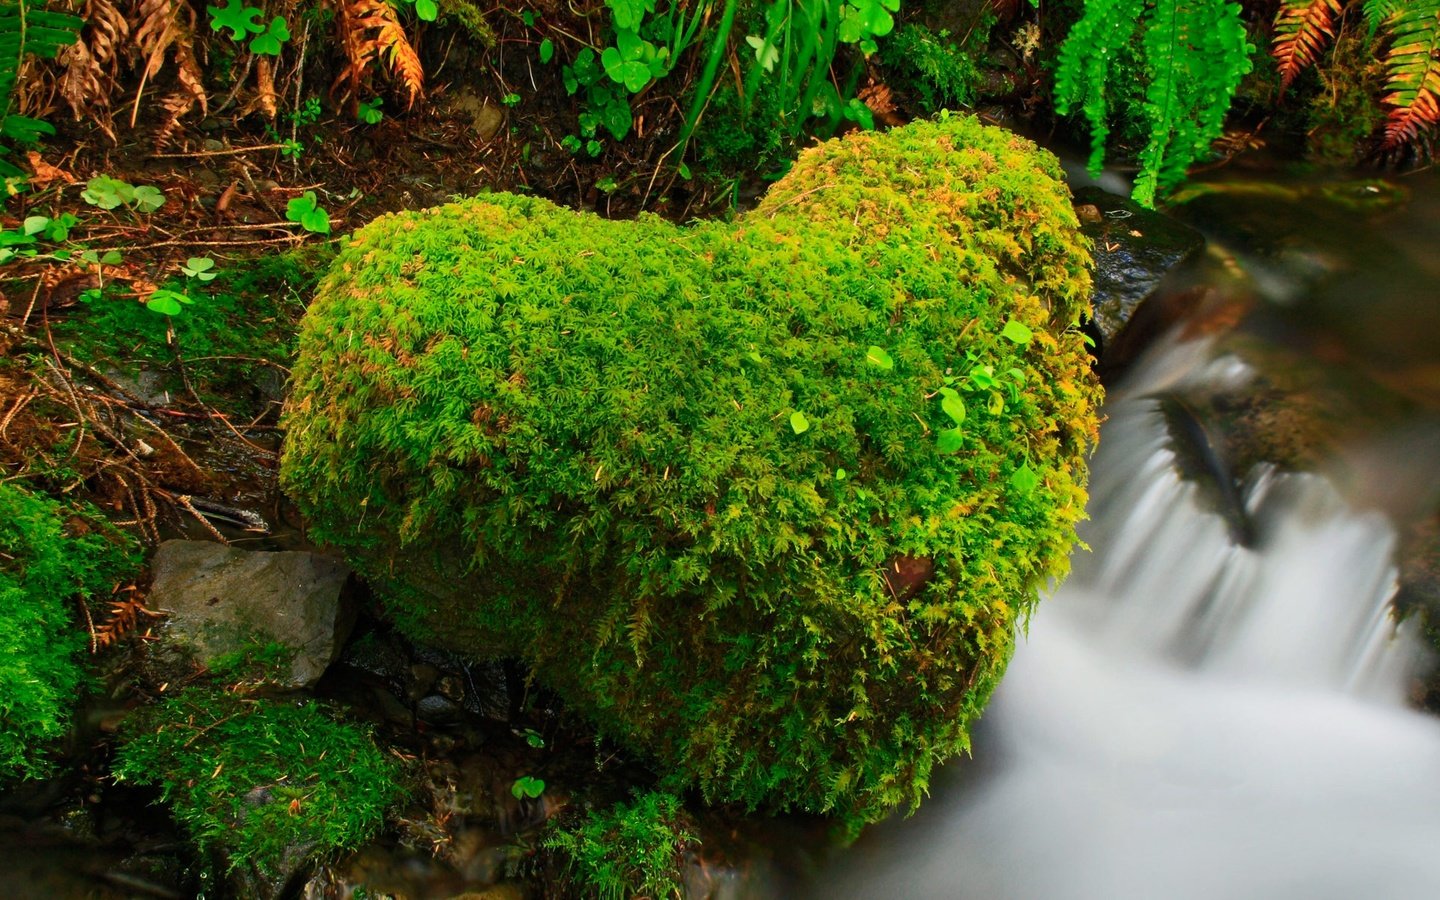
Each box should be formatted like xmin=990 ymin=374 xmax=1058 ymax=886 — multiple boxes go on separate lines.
xmin=545 ymin=791 xmax=695 ymax=900
xmin=112 ymin=689 xmax=402 ymax=878
xmin=281 ymin=115 xmax=1100 ymax=824
xmin=882 ymin=22 xmax=989 ymax=114
xmin=0 ymin=482 xmax=137 ymax=781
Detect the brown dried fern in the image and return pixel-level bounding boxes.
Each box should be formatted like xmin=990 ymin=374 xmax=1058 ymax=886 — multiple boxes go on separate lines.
xmin=57 ymin=0 xmax=129 ymax=137
xmin=331 ymin=0 xmax=425 ymax=110
xmin=91 ymin=590 xmax=162 ymax=652
xmin=1273 ymin=0 xmax=1345 ymax=89
xmin=131 ymin=0 xmax=209 ymax=132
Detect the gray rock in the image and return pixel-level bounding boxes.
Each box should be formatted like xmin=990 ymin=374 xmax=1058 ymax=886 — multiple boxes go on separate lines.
xmin=148 ymin=540 xmax=353 ymax=687
xmin=1072 ymin=186 xmax=1206 ymax=358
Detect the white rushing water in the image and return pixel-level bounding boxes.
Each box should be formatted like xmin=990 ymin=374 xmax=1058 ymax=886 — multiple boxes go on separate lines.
xmin=814 ymin=340 xmax=1440 ymax=900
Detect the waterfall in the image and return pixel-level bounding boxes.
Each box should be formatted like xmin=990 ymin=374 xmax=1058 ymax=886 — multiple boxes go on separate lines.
xmin=811 ymin=338 xmax=1440 ymax=900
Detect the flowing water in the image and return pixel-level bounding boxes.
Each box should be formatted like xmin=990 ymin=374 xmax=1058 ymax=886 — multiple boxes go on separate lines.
xmin=795 ymin=163 xmax=1440 ymax=898
xmin=803 ymin=335 xmax=1440 ymax=899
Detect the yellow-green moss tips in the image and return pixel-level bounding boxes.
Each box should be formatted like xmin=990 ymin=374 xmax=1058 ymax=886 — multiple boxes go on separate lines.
xmin=281 ymin=115 xmax=1101 ymax=825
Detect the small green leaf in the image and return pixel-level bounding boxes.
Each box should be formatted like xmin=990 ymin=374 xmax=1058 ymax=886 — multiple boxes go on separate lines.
xmin=790 ymin=411 xmax=810 ymax=434
xmin=936 ymin=427 xmax=964 ymax=454
xmin=511 ymin=775 xmax=545 ymax=799
xmin=1001 ymin=319 xmax=1034 ymax=344
xmin=208 ymin=0 xmax=265 ymax=40
xmin=22 ymin=216 xmax=49 ymax=235
xmin=82 ymin=175 xmax=134 ymax=210
xmin=835 ymin=468 xmax=847 ymax=480
xmin=132 ymin=185 xmax=165 ymax=212
xmin=182 ymin=257 xmax=218 ymax=280
xmin=415 ymin=0 xmax=438 ymax=21
xmin=938 ymin=386 xmax=965 ymax=425
xmin=249 ymin=16 xmax=289 ymax=54
xmin=539 ymin=38 xmax=554 ymax=64
xmin=287 ymin=191 xmax=331 ymax=234
xmin=1010 ymin=462 xmax=1039 ymax=493
xmin=865 ymin=345 xmax=894 ymax=370
xmin=146 ymin=289 xmax=193 ymax=316
xmin=100 ymin=250 xmax=123 ymax=265
xmin=677 ymin=162 xmax=691 ymax=180
xmin=746 ymin=34 xmax=779 ymax=71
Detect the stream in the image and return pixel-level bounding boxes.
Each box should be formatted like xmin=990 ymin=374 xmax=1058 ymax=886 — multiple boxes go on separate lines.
xmin=796 ymin=172 xmax=1440 ymax=899
xmin=804 ymin=341 xmax=1440 ymax=899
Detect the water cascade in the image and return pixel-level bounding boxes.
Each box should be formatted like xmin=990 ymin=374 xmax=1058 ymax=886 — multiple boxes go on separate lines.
xmin=811 ymin=339 xmax=1440 ymax=900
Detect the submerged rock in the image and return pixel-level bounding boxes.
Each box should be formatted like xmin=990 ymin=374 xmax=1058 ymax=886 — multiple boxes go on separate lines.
xmin=148 ymin=540 xmax=353 ymax=686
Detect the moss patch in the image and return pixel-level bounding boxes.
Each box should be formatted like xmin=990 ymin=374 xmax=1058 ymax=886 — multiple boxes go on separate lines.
xmin=0 ymin=481 xmax=137 ymax=781
xmin=282 ymin=115 xmax=1101 ymax=825
xmin=545 ymin=791 xmax=696 ymax=900
xmin=112 ymin=688 xmax=402 ymax=879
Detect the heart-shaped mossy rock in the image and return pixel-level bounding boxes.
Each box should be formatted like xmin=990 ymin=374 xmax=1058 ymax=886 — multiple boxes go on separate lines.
xmin=281 ymin=116 xmax=1101 ymax=824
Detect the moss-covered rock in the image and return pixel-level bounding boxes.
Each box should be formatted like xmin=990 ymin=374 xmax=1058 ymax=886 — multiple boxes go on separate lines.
xmin=281 ymin=115 xmax=1101 ymax=824
xmin=0 ymin=482 xmax=137 ymax=781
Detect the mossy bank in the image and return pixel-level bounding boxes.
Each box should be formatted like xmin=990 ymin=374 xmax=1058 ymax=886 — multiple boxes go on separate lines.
xmin=281 ymin=115 xmax=1101 ymax=825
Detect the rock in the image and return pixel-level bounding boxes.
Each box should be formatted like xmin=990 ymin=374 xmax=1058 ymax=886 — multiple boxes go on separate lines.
xmin=1072 ymin=186 xmax=1206 ymax=361
xmin=281 ymin=117 xmax=1101 ymax=825
xmin=148 ymin=540 xmax=353 ymax=687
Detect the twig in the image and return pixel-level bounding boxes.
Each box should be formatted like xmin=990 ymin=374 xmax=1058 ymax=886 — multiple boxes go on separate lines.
xmin=110 ymin=235 xmax=304 ymax=252
xmin=148 ymin=143 xmax=291 ymax=159
xmin=77 ymin=594 xmax=98 ymax=655
xmin=0 ymin=387 xmax=36 ymax=440
xmin=175 ymin=493 xmax=230 ymax=544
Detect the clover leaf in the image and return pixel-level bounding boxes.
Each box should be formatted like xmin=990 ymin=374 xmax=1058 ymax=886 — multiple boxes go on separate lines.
xmin=181 ymin=257 xmax=218 ymax=281
xmin=286 ymin=191 xmax=331 ymax=234
xmin=510 ymin=775 xmax=545 ymax=799
xmin=132 ymin=185 xmax=165 ymax=212
xmin=208 ymin=0 xmax=265 ymax=40
xmin=249 ymin=16 xmax=290 ymax=55
xmin=82 ymin=175 xmax=135 ymax=210
xmin=146 ymin=289 xmax=194 ymax=317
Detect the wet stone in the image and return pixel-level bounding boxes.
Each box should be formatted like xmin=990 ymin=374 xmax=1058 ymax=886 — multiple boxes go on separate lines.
xmin=1072 ymin=185 xmax=1206 ymax=360
xmin=147 ymin=540 xmax=354 ymax=687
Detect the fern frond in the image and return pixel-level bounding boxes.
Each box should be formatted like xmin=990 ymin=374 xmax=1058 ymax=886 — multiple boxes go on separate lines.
xmin=1380 ymin=0 xmax=1440 ymax=146
xmin=330 ymin=0 xmax=424 ymax=110
xmin=1273 ymin=0 xmax=1344 ymax=88
xmin=0 ymin=2 xmax=82 ymax=124
xmin=1058 ymin=0 xmax=1252 ymax=206
xmin=132 ymin=0 xmax=208 ymax=130
xmin=1053 ymin=0 xmax=1148 ymax=175
xmin=57 ymin=0 xmax=128 ymax=136
xmin=1363 ymin=0 xmax=1407 ymax=30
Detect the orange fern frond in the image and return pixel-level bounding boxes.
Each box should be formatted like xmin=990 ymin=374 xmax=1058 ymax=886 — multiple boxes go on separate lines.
xmin=1380 ymin=0 xmax=1440 ymax=147
xmin=1273 ymin=0 xmax=1345 ymax=89
xmin=330 ymin=0 xmax=424 ymax=110
xmin=91 ymin=591 xmax=162 ymax=652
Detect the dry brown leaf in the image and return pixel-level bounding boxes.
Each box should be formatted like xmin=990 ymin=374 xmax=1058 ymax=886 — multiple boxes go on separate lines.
xmin=25 ymin=152 xmax=76 ymax=189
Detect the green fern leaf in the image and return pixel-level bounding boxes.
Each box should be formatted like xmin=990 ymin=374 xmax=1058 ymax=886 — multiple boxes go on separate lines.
xmin=1379 ymin=0 xmax=1440 ymax=146
xmin=0 ymin=2 xmax=81 ymax=149
xmin=1057 ymin=0 xmax=1252 ymax=206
